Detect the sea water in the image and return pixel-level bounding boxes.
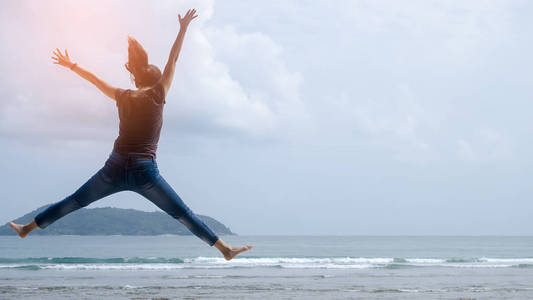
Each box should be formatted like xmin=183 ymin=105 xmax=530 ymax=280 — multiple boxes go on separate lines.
xmin=0 ymin=235 xmax=532 ymax=299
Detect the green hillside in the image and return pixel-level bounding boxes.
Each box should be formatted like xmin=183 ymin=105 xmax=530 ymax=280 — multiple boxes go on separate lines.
xmin=0 ymin=205 xmax=234 ymax=236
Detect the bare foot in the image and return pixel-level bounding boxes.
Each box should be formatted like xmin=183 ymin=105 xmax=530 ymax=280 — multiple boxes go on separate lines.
xmin=214 ymin=239 xmax=253 ymax=261
xmin=223 ymin=245 xmax=253 ymax=261
xmin=8 ymin=220 xmax=37 ymax=238
xmin=8 ymin=222 xmax=30 ymax=238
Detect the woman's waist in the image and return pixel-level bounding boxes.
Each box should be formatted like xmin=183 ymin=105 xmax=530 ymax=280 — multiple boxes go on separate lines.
xmin=109 ymin=148 xmax=157 ymax=165
xmin=113 ymin=137 xmax=158 ymax=155
xmin=110 ymin=151 xmax=153 ymax=159
xmin=105 ymin=151 xmax=158 ymax=175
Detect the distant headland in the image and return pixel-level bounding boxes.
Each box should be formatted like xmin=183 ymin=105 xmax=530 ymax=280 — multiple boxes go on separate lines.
xmin=0 ymin=205 xmax=234 ymax=236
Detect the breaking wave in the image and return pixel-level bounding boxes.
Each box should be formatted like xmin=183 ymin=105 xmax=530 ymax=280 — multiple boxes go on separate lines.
xmin=1 ymin=256 xmax=533 ymax=270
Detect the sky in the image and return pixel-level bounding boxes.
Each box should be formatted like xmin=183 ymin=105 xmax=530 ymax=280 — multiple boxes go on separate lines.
xmin=1 ymin=0 xmax=532 ymax=235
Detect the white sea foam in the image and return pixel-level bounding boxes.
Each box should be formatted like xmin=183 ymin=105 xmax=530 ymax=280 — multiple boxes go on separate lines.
xmin=405 ymin=258 xmax=444 ymax=264
xmin=482 ymin=258 xmax=533 ymax=263
xmin=38 ymin=264 xmax=187 ymax=270
xmin=188 ymin=256 xmax=394 ymax=265
xmin=2 ymin=256 xmax=532 ymax=270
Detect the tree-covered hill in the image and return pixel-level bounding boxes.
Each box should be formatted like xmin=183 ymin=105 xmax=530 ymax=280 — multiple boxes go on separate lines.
xmin=0 ymin=205 xmax=234 ymax=236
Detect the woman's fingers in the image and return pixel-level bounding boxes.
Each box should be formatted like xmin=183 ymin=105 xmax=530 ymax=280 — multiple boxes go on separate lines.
xmin=51 ymin=55 xmax=60 ymax=65
xmin=187 ymin=10 xmax=197 ymax=20
xmin=65 ymin=49 xmax=69 ymax=58
xmin=58 ymin=48 xmax=66 ymax=59
xmin=179 ymin=9 xmax=198 ymax=23
xmin=52 ymin=50 xmax=66 ymax=65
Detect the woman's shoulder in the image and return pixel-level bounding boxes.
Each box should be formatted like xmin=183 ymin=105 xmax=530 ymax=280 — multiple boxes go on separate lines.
xmin=115 ymin=87 xmax=130 ymax=104
xmin=147 ymin=81 xmax=166 ymax=104
xmin=117 ymin=82 xmax=165 ymax=105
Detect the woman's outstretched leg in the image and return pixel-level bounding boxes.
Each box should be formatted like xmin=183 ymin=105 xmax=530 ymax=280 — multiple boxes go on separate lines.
xmin=9 ymin=168 xmax=122 ymax=238
xmin=136 ymin=175 xmax=252 ymax=260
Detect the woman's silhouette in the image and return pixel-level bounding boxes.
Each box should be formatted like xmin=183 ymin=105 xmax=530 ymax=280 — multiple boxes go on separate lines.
xmin=8 ymin=9 xmax=252 ymax=261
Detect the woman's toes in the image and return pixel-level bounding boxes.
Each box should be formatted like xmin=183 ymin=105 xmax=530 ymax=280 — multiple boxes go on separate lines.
xmin=224 ymin=245 xmax=253 ymax=261
xmin=8 ymin=222 xmax=27 ymax=238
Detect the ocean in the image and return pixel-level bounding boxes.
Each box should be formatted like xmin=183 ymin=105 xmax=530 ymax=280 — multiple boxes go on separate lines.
xmin=0 ymin=235 xmax=532 ymax=299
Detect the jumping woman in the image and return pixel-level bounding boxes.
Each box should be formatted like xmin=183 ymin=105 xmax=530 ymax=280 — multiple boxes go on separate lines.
xmin=8 ymin=9 xmax=252 ymax=261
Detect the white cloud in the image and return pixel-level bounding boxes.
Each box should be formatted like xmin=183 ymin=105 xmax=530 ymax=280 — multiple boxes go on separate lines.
xmin=457 ymin=129 xmax=513 ymax=162
xmin=165 ymin=24 xmax=307 ymax=139
xmin=0 ymin=0 xmax=307 ymax=143
xmin=1 ymin=0 xmax=533 ymax=234
xmin=321 ymin=84 xmax=435 ymax=162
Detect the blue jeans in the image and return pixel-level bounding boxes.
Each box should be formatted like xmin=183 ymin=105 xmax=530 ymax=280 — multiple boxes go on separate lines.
xmin=34 ymin=152 xmax=219 ymax=246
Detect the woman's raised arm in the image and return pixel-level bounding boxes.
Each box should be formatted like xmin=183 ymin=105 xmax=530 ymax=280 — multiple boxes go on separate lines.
xmin=160 ymin=9 xmax=198 ymax=95
xmin=52 ymin=49 xmax=117 ymax=101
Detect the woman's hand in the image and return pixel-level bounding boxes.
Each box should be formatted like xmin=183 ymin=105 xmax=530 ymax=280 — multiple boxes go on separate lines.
xmin=51 ymin=48 xmax=117 ymax=100
xmin=178 ymin=9 xmax=198 ymax=30
xmin=51 ymin=48 xmax=75 ymax=69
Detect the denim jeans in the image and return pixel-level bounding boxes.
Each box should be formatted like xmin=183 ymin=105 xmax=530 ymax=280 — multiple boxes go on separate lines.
xmin=34 ymin=152 xmax=219 ymax=246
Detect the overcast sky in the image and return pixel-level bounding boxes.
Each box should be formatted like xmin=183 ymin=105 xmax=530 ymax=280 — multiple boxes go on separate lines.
xmin=1 ymin=0 xmax=532 ymax=235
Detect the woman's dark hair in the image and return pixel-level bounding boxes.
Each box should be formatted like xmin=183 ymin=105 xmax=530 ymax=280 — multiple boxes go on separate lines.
xmin=125 ymin=36 xmax=161 ymax=88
